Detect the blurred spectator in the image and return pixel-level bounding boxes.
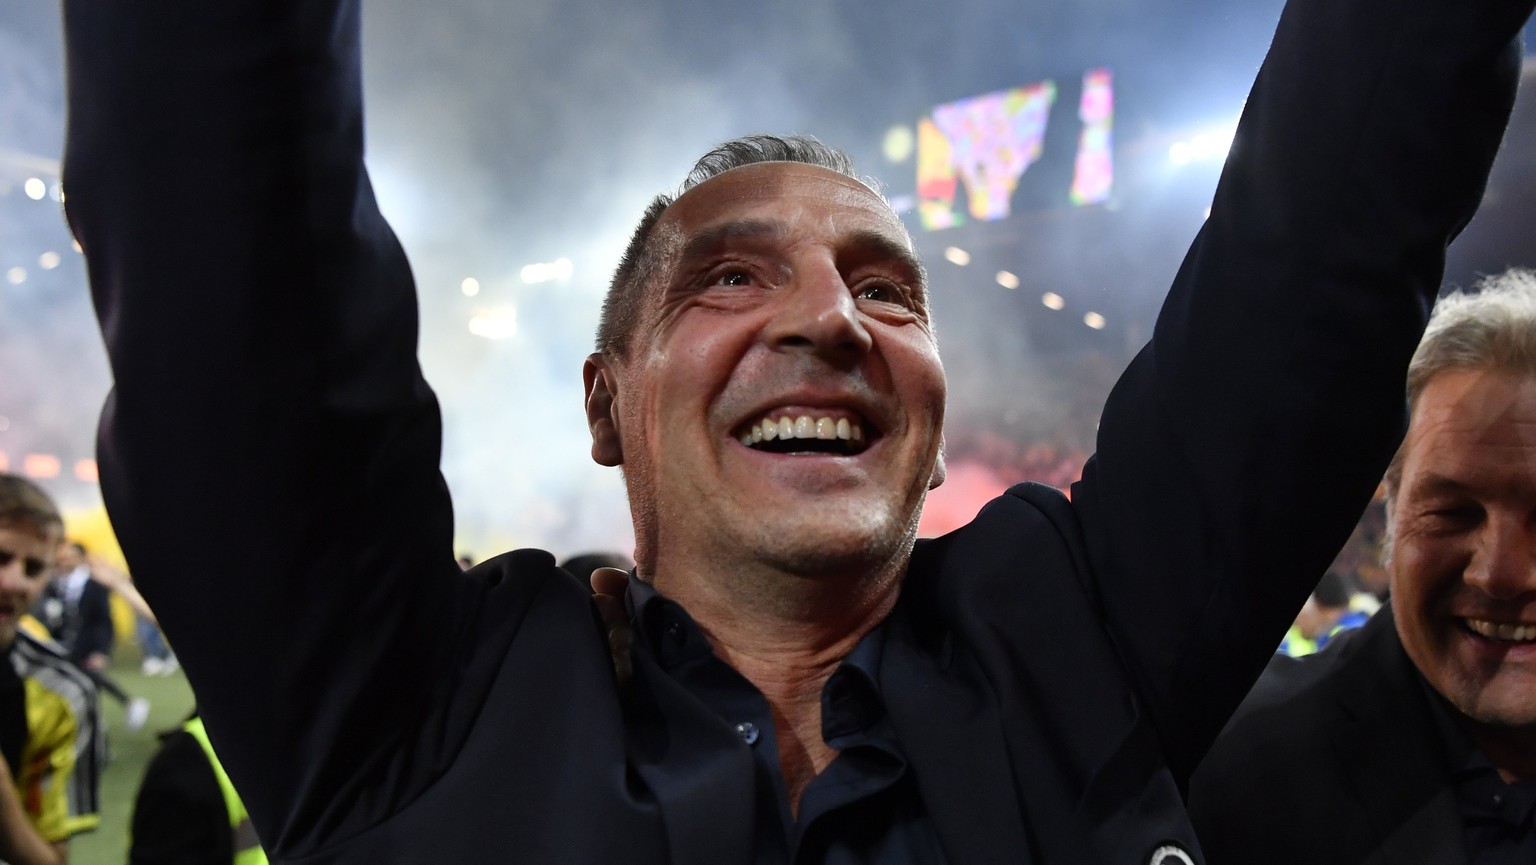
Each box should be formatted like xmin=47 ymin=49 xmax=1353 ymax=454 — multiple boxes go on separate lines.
xmin=129 ymin=708 xmax=267 ymax=865
xmin=1279 ymin=571 xmax=1368 ymax=657
xmin=37 ymin=542 xmax=114 ymax=674
xmin=0 ymin=475 xmax=104 ymax=865
xmin=34 ymin=541 xmax=150 ymax=730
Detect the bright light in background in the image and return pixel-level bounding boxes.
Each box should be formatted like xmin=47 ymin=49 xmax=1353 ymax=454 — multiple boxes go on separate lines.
xmin=1168 ymin=121 xmax=1239 ymax=166
xmin=520 ymin=257 xmax=573 ymax=285
xmin=74 ymin=459 xmax=99 ymax=483
xmin=38 ymin=251 xmax=60 ymax=270
xmin=6 ymin=267 xmax=26 ymax=285
xmin=23 ymin=178 xmax=46 ymax=200
xmin=995 ymin=271 xmax=1020 ymax=290
xmin=1042 ymin=292 xmax=1065 ymax=310
xmin=23 ymin=453 xmax=60 ymax=479
xmin=882 ymin=125 xmax=915 ymax=163
xmin=943 ymin=247 xmax=970 ymax=267
xmin=72 ymin=239 xmax=83 ymax=253
xmin=1084 ymin=311 xmax=1106 ymax=329
xmin=468 ymin=307 xmax=519 ymax=340
xmin=461 ymin=277 xmax=481 ymax=297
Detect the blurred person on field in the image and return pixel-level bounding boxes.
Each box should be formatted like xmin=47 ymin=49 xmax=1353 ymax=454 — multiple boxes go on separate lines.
xmin=129 ymin=707 xmax=266 ymax=865
xmin=0 ymin=475 xmax=105 ymax=865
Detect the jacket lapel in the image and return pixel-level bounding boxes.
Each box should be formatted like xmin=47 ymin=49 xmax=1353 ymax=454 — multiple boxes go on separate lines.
xmin=882 ymin=609 xmax=1036 ymax=865
xmin=1330 ymin=612 xmax=1467 ymax=865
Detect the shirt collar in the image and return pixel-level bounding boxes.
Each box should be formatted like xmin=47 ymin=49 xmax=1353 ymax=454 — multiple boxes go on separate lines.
xmin=63 ymin=566 xmax=91 ymax=597
xmin=627 ymin=576 xmax=891 ymax=709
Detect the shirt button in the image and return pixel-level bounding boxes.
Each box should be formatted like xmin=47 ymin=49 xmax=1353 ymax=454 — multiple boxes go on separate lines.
xmin=665 ymin=621 xmax=684 ymax=645
xmin=734 ymin=722 xmax=760 ymax=746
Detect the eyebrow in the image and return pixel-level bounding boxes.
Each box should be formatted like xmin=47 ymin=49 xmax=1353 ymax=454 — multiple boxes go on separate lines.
xmin=677 ymin=220 xmax=928 ymax=294
xmin=844 ymin=229 xmax=928 ymax=295
xmin=1410 ymin=474 xmax=1474 ymax=497
xmin=677 ymin=219 xmax=789 ymax=265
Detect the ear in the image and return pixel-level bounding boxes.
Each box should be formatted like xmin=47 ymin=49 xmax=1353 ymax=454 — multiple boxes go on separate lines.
xmin=584 ymin=353 xmax=624 ymax=467
xmin=927 ymin=435 xmax=946 ymax=490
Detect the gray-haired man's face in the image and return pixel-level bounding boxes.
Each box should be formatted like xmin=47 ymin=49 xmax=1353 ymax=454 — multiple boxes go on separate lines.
xmin=1389 ymin=367 xmax=1536 ymax=739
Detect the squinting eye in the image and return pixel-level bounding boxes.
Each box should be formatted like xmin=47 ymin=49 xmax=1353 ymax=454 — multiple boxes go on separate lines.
xmin=714 ymin=271 xmax=753 ymax=287
xmin=857 ymin=282 xmax=904 ymax=305
xmin=1421 ymin=505 xmax=1484 ymax=532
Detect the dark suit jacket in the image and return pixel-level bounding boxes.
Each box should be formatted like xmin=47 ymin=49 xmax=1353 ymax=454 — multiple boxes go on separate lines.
xmin=1187 ymin=610 xmax=1468 ymax=865
xmin=40 ymin=577 xmax=115 ymax=665
xmin=60 ymin=0 xmax=1527 ymax=860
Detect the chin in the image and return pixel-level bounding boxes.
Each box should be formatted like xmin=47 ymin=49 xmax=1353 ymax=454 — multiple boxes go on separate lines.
xmin=1455 ymin=683 xmax=1536 ymax=730
xmin=746 ymin=503 xmax=920 ymax=578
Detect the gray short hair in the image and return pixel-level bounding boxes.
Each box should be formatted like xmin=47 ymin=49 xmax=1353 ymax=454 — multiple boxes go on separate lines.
xmin=1385 ymin=267 xmax=1536 ymax=495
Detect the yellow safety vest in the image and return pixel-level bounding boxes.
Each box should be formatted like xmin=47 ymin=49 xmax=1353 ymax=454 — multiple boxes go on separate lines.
xmin=1278 ymin=625 xmax=1317 ymax=657
xmin=184 ymin=717 xmax=269 ymax=865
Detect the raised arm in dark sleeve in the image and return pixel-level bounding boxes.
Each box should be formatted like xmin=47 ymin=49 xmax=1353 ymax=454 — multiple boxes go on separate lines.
xmin=1072 ymin=0 xmax=1529 ymax=778
xmin=61 ymin=0 xmax=531 ymax=852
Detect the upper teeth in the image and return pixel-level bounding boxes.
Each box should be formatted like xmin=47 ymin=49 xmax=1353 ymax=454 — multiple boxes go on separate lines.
xmin=739 ymin=415 xmax=865 ymax=446
xmin=1466 ymin=619 xmax=1536 ymax=642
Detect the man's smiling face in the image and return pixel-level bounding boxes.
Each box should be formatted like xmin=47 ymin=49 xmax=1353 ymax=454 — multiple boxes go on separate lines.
xmin=1389 ymin=367 xmax=1536 ymax=735
xmin=586 ymin=162 xmax=947 ymax=584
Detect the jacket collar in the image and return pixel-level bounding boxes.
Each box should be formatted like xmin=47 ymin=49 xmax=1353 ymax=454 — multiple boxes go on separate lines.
xmin=1328 ymin=609 xmax=1468 ymax=865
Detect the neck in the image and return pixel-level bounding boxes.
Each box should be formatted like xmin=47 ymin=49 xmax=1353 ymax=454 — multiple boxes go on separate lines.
xmin=649 ymin=558 xmax=904 ymax=813
xmin=1465 ymin=722 xmax=1536 ymax=783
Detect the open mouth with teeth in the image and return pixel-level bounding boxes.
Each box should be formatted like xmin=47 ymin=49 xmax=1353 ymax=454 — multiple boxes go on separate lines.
xmin=1464 ymin=618 xmax=1536 ymax=643
xmin=736 ymin=414 xmax=872 ymax=456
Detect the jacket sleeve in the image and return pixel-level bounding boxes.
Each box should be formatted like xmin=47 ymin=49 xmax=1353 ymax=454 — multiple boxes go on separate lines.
xmin=1069 ymin=0 xmax=1529 ymax=780
xmin=62 ymin=0 xmax=513 ymax=852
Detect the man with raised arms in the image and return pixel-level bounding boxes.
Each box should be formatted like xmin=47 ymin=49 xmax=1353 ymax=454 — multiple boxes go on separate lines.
xmin=61 ymin=0 xmax=1531 ymax=861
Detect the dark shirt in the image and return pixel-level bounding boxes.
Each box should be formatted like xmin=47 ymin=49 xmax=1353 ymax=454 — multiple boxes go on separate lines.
xmin=629 ymin=580 xmax=950 ymax=865
xmin=1420 ymin=677 xmax=1536 ymax=865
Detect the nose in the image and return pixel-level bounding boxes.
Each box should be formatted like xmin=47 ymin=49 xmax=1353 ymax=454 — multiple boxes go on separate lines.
xmin=764 ymin=262 xmax=873 ymax=363
xmin=1463 ymin=512 xmax=1536 ymax=601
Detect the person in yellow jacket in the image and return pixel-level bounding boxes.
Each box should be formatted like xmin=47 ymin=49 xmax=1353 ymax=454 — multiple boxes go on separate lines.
xmin=0 ymin=475 xmax=105 ymax=865
xmin=129 ymin=711 xmax=266 ymax=865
